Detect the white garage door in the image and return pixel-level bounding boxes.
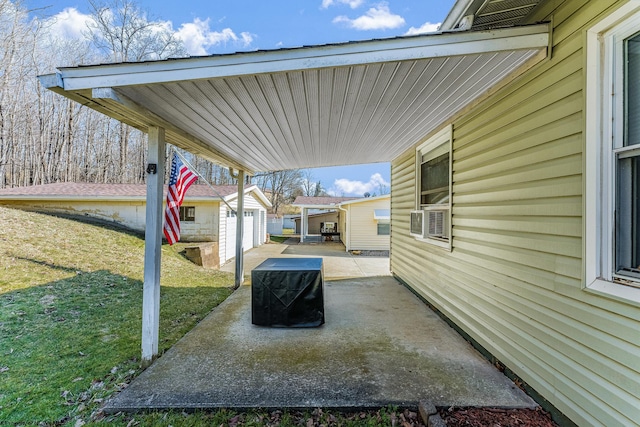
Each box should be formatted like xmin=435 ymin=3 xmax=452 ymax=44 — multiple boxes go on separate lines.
xmin=225 ymin=211 xmax=255 ymax=260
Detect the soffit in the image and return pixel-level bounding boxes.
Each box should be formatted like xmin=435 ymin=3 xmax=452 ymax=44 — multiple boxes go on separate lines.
xmin=41 ymin=25 xmax=549 ymax=174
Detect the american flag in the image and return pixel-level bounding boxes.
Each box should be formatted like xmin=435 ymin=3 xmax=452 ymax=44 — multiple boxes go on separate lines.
xmin=163 ymin=153 xmax=198 ymax=245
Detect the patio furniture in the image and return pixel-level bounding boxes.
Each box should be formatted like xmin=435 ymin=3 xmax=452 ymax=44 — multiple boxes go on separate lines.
xmin=251 ymin=257 xmax=324 ymax=327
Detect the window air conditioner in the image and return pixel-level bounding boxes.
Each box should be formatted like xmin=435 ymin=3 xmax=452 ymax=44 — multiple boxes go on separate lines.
xmin=426 ymin=209 xmax=449 ymax=239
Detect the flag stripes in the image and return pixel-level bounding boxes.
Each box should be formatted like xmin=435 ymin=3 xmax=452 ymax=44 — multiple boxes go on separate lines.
xmin=163 ymin=153 xmax=198 ymax=245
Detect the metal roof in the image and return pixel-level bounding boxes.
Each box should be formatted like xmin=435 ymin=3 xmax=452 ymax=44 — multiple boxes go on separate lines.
xmin=40 ymin=24 xmax=549 ymax=175
xmin=442 ymin=0 xmax=543 ymax=31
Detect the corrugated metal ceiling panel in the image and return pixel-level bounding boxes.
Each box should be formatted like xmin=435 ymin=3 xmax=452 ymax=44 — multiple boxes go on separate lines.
xmin=117 ymin=49 xmax=540 ymax=172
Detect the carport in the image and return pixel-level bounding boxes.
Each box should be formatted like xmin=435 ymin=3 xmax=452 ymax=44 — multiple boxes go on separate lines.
xmin=39 ymin=24 xmax=549 ymax=365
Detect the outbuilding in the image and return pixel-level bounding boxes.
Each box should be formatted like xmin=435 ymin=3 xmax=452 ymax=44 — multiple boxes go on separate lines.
xmin=293 ymin=195 xmax=390 ymax=251
xmin=0 ymin=182 xmax=270 ymax=266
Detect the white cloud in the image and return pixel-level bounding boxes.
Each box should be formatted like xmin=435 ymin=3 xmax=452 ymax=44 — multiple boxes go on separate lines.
xmin=175 ymin=18 xmax=254 ymax=55
xmin=44 ymin=7 xmax=94 ymax=40
xmin=405 ymin=21 xmax=441 ymax=35
xmin=329 ymin=173 xmax=390 ymax=196
xmin=333 ymin=3 xmax=405 ymax=31
xmin=321 ymin=0 xmax=365 ymax=9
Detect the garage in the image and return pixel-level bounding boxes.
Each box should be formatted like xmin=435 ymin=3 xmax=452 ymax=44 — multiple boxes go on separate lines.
xmin=225 ymin=210 xmax=255 ymax=260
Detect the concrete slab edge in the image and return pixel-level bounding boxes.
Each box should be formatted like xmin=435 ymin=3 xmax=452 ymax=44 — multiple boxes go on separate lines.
xmin=394 ymin=274 xmax=577 ymax=427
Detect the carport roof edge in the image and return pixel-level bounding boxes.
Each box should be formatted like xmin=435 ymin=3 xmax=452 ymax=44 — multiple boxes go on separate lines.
xmin=38 ymin=23 xmax=549 ymax=173
xmin=43 ymin=25 xmax=548 ymax=90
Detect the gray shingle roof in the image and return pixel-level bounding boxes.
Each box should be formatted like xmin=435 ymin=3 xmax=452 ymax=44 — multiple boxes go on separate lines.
xmin=0 ymin=183 xmax=240 ymax=199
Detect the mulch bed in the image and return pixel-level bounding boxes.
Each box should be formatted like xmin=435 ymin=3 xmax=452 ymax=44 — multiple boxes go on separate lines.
xmin=220 ymin=407 xmax=559 ymax=426
xmin=439 ymin=407 xmax=558 ymax=427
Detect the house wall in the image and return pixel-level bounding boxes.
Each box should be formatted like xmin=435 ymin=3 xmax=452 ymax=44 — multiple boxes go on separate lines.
xmin=0 ymin=199 xmax=219 ymax=242
xmin=390 ymin=2 xmax=639 ymax=426
xmin=344 ymin=199 xmax=390 ymax=251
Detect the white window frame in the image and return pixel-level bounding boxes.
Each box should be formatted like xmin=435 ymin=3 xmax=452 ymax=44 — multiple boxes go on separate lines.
xmin=585 ymin=2 xmax=640 ymax=305
xmin=414 ymin=124 xmax=452 ymax=250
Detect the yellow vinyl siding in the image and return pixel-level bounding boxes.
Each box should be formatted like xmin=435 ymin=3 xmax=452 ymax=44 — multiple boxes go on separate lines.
xmin=344 ymin=198 xmax=390 ymax=251
xmin=390 ymin=1 xmax=640 ymax=426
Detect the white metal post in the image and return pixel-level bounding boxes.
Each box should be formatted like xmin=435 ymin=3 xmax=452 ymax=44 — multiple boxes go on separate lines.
xmin=142 ymin=127 xmax=165 ymax=366
xmin=301 ymin=207 xmax=307 ymax=243
xmin=234 ymin=170 xmax=245 ymax=289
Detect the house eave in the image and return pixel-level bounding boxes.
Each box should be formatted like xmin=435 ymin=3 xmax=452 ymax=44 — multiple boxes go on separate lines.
xmin=39 ymin=23 xmax=550 ymax=174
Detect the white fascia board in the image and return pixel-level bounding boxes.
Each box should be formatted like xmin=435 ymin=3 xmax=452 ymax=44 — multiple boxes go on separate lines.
xmin=338 ymin=194 xmax=390 ymax=206
xmin=47 ymin=24 xmax=549 ymax=91
xmin=221 ymin=185 xmax=273 ymax=209
xmin=247 ymin=186 xmax=273 ymax=208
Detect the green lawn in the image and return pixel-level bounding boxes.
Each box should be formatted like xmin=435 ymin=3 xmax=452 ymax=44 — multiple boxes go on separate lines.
xmin=0 ymin=207 xmax=233 ymax=425
xmin=0 ymin=207 xmax=401 ymax=426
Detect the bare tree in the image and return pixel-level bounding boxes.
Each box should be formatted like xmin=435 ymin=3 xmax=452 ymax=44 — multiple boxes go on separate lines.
xmin=254 ymin=170 xmax=303 ymax=214
xmin=85 ymin=0 xmax=187 ymax=62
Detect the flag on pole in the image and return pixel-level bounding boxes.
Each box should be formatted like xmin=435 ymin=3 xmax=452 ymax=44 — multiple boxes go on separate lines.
xmin=163 ymin=152 xmax=198 ymax=245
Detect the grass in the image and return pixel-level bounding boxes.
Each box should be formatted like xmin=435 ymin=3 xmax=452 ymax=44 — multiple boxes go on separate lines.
xmin=0 ymin=207 xmax=404 ymax=426
xmin=0 ymin=207 xmax=233 ymax=425
xmin=267 ymin=235 xmax=290 ymax=244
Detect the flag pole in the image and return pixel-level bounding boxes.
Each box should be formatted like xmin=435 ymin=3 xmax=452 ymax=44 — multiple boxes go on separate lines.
xmin=171 ymin=148 xmax=239 ymax=214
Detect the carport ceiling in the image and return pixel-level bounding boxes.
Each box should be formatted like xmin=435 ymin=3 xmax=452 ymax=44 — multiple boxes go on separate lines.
xmin=40 ymin=24 xmax=549 ymax=175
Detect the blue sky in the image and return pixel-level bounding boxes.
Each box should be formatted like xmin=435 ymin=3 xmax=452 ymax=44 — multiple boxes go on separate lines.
xmin=27 ymin=0 xmax=456 ymax=196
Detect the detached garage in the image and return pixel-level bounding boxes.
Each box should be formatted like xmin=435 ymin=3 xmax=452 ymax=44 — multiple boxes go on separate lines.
xmin=0 ymin=182 xmax=271 ymax=266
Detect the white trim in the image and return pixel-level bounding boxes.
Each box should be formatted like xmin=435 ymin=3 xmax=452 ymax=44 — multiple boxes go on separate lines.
xmin=338 ymin=194 xmax=390 ymax=206
xmin=42 ymin=25 xmax=549 ymax=91
xmin=223 ymin=184 xmax=272 ymax=209
xmin=584 ymin=2 xmax=640 ymax=306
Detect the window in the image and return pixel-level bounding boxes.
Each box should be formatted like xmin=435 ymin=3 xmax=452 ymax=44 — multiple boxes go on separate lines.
xmin=377 ymin=221 xmax=390 ymax=235
xmin=586 ymin=4 xmax=640 ymax=304
xmin=414 ymin=125 xmax=452 ymax=249
xmin=179 ymin=206 xmax=195 ymax=222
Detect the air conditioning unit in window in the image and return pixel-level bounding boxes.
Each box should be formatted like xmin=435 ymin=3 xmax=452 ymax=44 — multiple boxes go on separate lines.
xmin=425 ymin=209 xmax=449 ymax=239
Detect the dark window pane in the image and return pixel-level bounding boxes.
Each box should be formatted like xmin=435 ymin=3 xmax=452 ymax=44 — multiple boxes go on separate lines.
xmin=377 ymin=222 xmax=390 ymax=235
xmin=616 ymin=155 xmax=640 ymax=273
xmin=180 ymin=206 xmax=195 ymax=222
xmin=420 ymin=152 xmax=449 ymax=205
xmin=625 ymin=32 xmax=640 ymax=147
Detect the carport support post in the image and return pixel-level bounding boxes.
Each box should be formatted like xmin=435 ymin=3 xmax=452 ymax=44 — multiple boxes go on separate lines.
xmin=300 ymin=207 xmax=307 ymax=243
xmin=234 ymin=170 xmax=245 ymax=289
xmin=141 ymin=126 xmax=165 ymax=366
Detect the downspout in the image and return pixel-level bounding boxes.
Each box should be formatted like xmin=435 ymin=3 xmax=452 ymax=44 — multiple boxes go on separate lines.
xmin=337 ymin=205 xmax=349 ymax=252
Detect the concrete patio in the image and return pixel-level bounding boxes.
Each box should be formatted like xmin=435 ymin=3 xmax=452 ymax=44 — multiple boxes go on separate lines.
xmin=105 ymin=240 xmax=536 ymax=412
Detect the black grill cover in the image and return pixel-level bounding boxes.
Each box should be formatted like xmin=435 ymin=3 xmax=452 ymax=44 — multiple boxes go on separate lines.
xmin=251 ymin=258 xmax=324 ymax=327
